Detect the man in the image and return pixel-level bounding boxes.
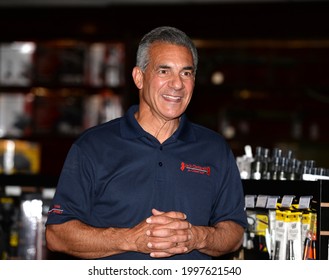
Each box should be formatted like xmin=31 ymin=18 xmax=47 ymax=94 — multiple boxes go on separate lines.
xmin=45 ymin=26 xmax=247 ymax=260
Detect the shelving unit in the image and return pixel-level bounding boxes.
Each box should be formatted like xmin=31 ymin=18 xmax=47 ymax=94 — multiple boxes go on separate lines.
xmin=242 ymin=179 xmax=329 ymax=260
xmin=0 ymin=38 xmax=128 ymax=259
xmin=0 ymin=40 xmax=127 ymax=176
xmin=0 ymin=174 xmax=58 ymax=187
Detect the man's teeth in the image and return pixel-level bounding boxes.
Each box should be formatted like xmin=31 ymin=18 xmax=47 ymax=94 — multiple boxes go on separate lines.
xmin=163 ymin=95 xmax=181 ymax=100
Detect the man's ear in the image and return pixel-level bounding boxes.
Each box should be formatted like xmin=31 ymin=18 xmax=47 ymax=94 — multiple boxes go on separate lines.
xmin=132 ymin=66 xmax=143 ymax=89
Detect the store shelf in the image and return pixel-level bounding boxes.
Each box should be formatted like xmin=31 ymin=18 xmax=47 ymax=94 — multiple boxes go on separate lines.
xmin=0 ymin=174 xmax=58 ymax=187
xmin=243 ymin=179 xmax=329 ymax=260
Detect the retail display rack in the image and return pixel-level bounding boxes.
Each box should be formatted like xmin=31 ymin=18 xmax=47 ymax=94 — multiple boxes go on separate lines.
xmin=242 ymin=179 xmax=329 ymax=260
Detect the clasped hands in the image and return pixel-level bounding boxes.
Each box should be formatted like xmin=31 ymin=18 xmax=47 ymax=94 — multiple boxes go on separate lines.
xmin=132 ymin=208 xmax=193 ymax=258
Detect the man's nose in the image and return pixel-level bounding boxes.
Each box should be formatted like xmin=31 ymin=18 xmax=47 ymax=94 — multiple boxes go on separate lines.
xmin=169 ymin=73 xmax=184 ymax=89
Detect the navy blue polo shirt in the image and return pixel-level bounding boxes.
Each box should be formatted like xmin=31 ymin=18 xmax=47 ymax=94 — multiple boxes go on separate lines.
xmin=46 ymin=105 xmax=247 ymax=260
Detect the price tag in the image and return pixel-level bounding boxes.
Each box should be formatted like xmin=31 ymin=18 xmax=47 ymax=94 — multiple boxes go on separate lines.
xmin=245 ymin=195 xmax=256 ymax=208
xmin=255 ymin=195 xmax=268 ymax=208
xmin=281 ymin=195 xmax=295 ymax=208
xmin=266 ymin=196 xmax=280 ymax=209
xmin=298 ymin=196 xmax=313 ymax=209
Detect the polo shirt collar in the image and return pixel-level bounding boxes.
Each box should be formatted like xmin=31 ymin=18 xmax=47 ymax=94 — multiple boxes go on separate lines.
xmin=120 ymin=105 xmax=196 ymax=143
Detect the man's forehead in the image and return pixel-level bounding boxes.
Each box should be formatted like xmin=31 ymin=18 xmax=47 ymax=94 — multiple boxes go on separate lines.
xmin=149 ymin=43 xmax=193 ymax=65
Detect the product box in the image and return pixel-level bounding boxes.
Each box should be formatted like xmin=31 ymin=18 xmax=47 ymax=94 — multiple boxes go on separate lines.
xmin=274 ymin=210 xmax=288 ymax=260
xmin=286 ymin=211 xmax=302 ymax=260
xmin=0 ymin=42 xmax=35 ymax=86
xmin=0 ymin=140 xmax=41 ymax=174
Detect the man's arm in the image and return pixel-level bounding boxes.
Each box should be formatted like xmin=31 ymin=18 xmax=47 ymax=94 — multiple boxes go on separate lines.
xmin=190 ymin=220 xmax=245 ymax=257
xmin=45 ymin=210 xmax=189 ymax=259
xmin=46 ymin=220 xmax=134 ymax=259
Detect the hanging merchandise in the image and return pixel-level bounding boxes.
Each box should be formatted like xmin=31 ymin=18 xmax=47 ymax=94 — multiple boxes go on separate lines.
xmin=301 ymin=213 xmax=317 ymax=260
xmin=245 ymin=209 xmax=270 ymax=255
xmin=273 ymin=196 xmax=315 ymax=260
xmin=267 ymin=209 xmax=276 ymax=260
xmin=254 ymin=212 xmax=269 ymax=254
xmin=273 ymin=209 xmax=289 ymax=260
xmin=243 ymin=193 xmax=318 ymax=260
xmin=286 ymin=210 xmax=303 ymax=260
xmin=244 ymin=194 xmax=279 ymax=260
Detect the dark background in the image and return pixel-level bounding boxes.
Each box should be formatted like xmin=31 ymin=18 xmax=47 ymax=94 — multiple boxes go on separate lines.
xmin=1 ymin=0 xmax=329 ymax=174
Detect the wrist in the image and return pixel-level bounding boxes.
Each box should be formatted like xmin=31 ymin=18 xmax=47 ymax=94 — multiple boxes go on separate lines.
xmin=192 ymin=225 xmax=214 ymax=251
xmin=105 ymin=227 xmax=135 ymax=254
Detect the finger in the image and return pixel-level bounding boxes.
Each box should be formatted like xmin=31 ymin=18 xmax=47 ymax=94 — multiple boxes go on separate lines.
xmin=151 ymin=208 xmax=164 ymax=216
xmin=147 ymin=241 xmax=186 ymax=250
xmin=162 ymin=210 xmax=187 ymax=220
xmin=148 ymin=228 xmax=192 ymax=240
xmin=150 ymin=251 xmax=172 ymax=258
xmin=150 ymin=209 xmax=187 ymax=220
xmin=149 ymin=245 xmax=188 ymax=258
xmin=149 ymin=220 xmax=192 ymax=232
xmin=147 ymin=240 xmax=172 ymax=250
xmin=148 ymin=240 xmax=187 ymax=251
xmin=147 ymin=214 xmax=189 ymax=226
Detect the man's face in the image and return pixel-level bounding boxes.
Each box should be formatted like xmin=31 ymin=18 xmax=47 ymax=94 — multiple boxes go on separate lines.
xmin=134 ymin=42 xmax=195 ymax=122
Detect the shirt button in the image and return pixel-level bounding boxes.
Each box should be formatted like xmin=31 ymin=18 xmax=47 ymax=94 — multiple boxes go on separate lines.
xmin=159 ymin=146 xmax=163 ymax=150
xmin=158 ymin=162 xmax=163 ymax=167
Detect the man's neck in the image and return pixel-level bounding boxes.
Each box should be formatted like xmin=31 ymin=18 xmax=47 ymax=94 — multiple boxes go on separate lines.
xmin=134 ymin=111 xmax=180 ymax=143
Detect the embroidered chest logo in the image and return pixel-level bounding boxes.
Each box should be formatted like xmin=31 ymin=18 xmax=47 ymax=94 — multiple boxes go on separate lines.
xmin=180 ymin=162 xmax=211 ymax=176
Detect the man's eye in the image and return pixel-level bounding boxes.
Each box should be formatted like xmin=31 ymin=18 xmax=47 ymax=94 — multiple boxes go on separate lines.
xmin=158 ymin=69 xmax=169 ymax=75
xmin=181 ymin=71 xmax=194 ymax=78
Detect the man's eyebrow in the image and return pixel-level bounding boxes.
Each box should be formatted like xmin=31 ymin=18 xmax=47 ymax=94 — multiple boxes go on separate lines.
xmin=158 ymin=64 xmax=171 ymax=69
xmin=183 ymin=66 xmax=194 ymax=71
xmin=157 ymin=65 xmax=194 ymax=71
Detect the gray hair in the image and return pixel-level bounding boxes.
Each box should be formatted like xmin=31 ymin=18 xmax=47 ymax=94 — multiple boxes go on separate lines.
xmin=136 ymin=26 xmax=198 ymax=73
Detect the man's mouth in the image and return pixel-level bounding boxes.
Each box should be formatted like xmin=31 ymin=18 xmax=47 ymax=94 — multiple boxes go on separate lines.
xmin=163 ymin=94 xmax=182 ymax=101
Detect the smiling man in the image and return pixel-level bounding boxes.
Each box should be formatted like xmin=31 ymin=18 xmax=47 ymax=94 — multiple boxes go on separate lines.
xmin=45 ymin=26 xmax=247 ymax=260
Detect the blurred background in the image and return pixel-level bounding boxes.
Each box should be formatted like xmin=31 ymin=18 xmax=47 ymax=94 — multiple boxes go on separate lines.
xmin=1 ymin=0 xmax=329 ymax=175
xmin=0 ymin=0 xmax=329 ymax=260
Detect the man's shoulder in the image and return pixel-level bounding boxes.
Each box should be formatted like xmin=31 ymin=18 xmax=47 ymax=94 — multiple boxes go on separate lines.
xmin=77 ymin=117 xmax=122 ymax=143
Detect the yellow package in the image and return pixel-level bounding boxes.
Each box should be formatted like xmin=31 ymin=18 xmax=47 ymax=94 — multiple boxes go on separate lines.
xmin=0 ymin=139 xmax=40 ymax=174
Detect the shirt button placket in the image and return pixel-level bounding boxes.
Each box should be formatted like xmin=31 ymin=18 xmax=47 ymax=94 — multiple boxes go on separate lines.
xmin=158 ymin=146 xmax=163 ymax=167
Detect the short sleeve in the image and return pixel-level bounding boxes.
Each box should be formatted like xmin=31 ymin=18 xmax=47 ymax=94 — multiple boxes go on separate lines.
xmin=46 ymin=144 xmax=94 ymax=225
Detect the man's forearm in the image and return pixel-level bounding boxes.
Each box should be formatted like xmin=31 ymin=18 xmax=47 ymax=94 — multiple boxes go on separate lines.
xmin=192 ymin=221 xmax=244 ymax=257
xmin=46 ymin=220 xmax=131 ymax=259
